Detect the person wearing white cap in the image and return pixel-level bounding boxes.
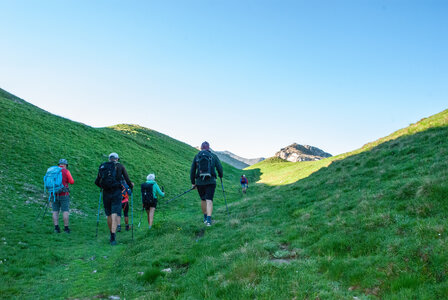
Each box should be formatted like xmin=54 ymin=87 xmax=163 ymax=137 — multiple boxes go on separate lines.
xmin=140 ymin=173 xmax=165 ymax=229
xmin=95 ymin=152 xmax=134 ymax=245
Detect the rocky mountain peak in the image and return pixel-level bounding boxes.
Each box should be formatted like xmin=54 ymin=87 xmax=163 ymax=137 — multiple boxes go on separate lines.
xmin=275 ymin=143 xmax=332 ymax=162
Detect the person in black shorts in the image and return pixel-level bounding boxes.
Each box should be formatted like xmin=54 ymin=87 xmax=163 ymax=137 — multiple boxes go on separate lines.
xmin=95 ymin=153 xmax=133 ymax=245
xmin=190 ymin=141 xmax=223 ymax=226
xmin=141 ymin=173 xmax=164 ymax=229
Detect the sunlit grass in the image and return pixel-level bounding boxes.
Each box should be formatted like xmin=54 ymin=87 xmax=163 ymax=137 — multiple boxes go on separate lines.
xmin=1 ymin=88 xmax=448 ymax=299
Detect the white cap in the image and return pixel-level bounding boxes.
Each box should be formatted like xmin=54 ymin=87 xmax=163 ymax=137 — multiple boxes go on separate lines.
xmin=109 ymin=152 xmax=119 ymax=160
xmin=147 ymin=174 xmax=155 ymax=181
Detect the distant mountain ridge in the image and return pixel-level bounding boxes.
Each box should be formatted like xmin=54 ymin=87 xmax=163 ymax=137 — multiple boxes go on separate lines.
xmin=194 ymin=147 xmax=265 ymax=169
xmin=275 ymin=143 xmax=332 ymax=162
xmin=215 ymin=150 xmax=265 ymax=169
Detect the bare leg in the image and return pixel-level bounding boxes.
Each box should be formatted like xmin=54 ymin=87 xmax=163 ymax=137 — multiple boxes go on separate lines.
xmin=107 ymin=216 xmax=112 ymax=231
xmin=206 ymin=200 xmax=213 ymax=217
xmin=52 ymin=211 xmax=59 ymax=226
xmin=117 ymin=216 xmax=121 ymax=226
xmin=62 ymin=211 xmax=69 ymax=226
xmin=146 ymin=209 xmax=150 ymax=225
xmin=201 ymin=200 xmax=207 ymax=214
xmin=149 ymin=207 xmax=155 ymax=226
xmin=125 ymin=216 xmax=129 ymax=225
xmin=111 ymin=213 xmax=118 ymax=233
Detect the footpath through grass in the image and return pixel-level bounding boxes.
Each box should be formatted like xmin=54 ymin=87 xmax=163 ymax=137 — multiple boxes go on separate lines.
xmin=1 ymin=88 xmax=448 ymax=299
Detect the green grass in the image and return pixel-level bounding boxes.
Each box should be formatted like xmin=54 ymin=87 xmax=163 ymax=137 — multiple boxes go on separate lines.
xmin=248 ymin=109 xmax=448 ymax=186
xmin=1 ymin=87 xmax=448 ymax=299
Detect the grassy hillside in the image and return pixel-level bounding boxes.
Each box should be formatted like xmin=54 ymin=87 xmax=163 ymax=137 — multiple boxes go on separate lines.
xmin=245 ymin=109 xmax=448 ymax=298
xmin=249 ymin=109 xmax=448 ymax=186
xmin=0 ymin=89 xmax=244 ymax=299
xmin=1 ymin=87 xmax=448 ymax=299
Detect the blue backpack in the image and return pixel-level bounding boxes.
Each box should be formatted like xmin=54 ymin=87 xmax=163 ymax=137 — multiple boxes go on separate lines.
xmin=44 ymin=166 xmax=65 ymax=195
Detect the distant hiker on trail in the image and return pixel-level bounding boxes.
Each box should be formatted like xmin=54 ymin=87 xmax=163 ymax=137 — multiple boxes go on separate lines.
xmin=240 ymin=175 xmax=248 ymax=194
xmin=190 ymin=141 xmax=223 ymax=226
xmin=95 ymin=153 xmax=134 ymax=245
xmin=141 ymin=173 xmax=165 ymax=229
xmin=50 ymin=159 xmax=74 ymax=233
xmin=117 ymin=180 xmax=132 ymax=232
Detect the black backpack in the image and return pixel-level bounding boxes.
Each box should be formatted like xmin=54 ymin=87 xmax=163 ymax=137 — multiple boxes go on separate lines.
xmin=98 ymin=162 xmax=120 ymax=191
xmin=141 ymin=183 xmax=155 ymax=205
xmin=196 ymin=151 xmax=214 ymax=180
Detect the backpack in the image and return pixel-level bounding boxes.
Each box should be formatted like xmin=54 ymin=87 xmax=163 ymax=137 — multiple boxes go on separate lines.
xmin=141 ymin=183 xmax=155 ymax=205
xmin=43 ymin=166 xmax=65 ymax=194
xmin=98 ymin=162 xmax=120 ymax=191
xmin=196 ymin=151 xmax=214 ymax=180
xmin=121 ymin=180 xmax=132 ymax=196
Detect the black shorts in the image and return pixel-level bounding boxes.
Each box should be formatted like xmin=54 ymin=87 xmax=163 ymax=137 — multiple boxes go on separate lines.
xmin=197 ymin=184 xmax=216 ymax=201
xmin=103 ymin=189 xmax=122 ymax=216
xmin=143 ymin=200 xmax=157 ymax=210
xmin=120 ymin=202 xmax=129 ymax=217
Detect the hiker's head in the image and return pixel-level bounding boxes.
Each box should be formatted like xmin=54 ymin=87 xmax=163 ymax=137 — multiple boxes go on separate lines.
xmin=147 ymin=174 xmax=155 ymax=181
xmin=58 ymin=159 xmax=68 ymax=168
xmin=109 ymin=153 xmax=119 ymax=161
xmin=201 ymin=141 xmax=210 ymax=151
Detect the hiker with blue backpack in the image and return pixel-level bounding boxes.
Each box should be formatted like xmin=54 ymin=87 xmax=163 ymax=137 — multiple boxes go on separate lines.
xmin=43 ymin=159 xmax=74 ymax=233
xmin=95 ymin=153 xmax=134 ymax=245
xmin=141 ymin=173 xmax=165 ymax=229
xmin=190 ymin=141 xmax=223 ymax=227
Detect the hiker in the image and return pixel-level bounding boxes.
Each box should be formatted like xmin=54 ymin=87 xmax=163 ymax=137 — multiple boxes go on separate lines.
xmin=240 ymin=175 xmax=248 ymax=194
xmin=95 ymin=153 xmax=134 ymax=245
xmin=117 ymin=180 xmax=131 ymax=232
xmin=190 ymin=141 xmax=223 ymax=226
xmin=141 ymin=173 xmax=165 ymax=229
xmin=51 ymin=159 xmax=74 ymax=233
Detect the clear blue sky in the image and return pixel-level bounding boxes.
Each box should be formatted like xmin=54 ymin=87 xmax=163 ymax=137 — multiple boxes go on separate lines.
xmin=1 ymin=0 xmax=447 ymax=158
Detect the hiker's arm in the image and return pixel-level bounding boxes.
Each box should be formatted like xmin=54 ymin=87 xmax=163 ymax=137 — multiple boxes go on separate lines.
xmin=121 ymin=165 xmax=133 ymax=189
xmin=95 ymin=172 xmax=101 ymax=188
xmin=66 ymin=170 xmax=75 ymax=185
xmin=216 ymin=158 xmax=223 ymax=178
xmin=190 ymin=158 xmax=196 ymax=185
xmin=155 ymin=183 xmax=165 ymax=197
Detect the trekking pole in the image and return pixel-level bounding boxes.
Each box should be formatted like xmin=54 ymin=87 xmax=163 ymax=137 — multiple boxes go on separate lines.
xmin=131 ymin=191 xmax=134 ymax=240
xmin=95 ymin=190 xmax=102 ymax=238
xmin=164 ymin=188 xmax=194 ymax=205
xmin=138 ymin=206 xmax=143 ymax=228
xmin=220 ymin=178 xmax=229 ymax=215
xmin=35 ymin=196 xmax=49 ymax=221
xmin=41 ymin=194 xmax=52 ymax=219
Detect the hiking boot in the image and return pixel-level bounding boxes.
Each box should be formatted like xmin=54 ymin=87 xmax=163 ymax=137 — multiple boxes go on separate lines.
xmin=110 ymin=240 xmax=117 ymax=246
xmin=206 ymin=221 xmax=211 ymax=227
xmin=64 ymin=227 xmax=70 ymax=234
xmin=117 ymin=225 xmax=121 ymax=232
xmin=54 ymin=226 xmax=61 ymax=233
xmin=125 ymin=225 xmax=130 ymax=231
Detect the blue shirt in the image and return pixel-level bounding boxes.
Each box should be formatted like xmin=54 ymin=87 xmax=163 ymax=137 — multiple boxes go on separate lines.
xmin=146 ymin=180 xmax=165 ymax=199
